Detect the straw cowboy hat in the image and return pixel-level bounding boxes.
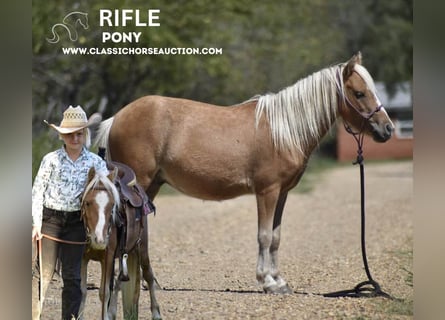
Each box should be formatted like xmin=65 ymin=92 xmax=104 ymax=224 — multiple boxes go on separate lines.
xmin=44 ymin=105 xmax=102 ymax=134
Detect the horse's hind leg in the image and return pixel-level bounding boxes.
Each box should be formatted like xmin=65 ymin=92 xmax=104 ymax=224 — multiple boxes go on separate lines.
xmin=140 ymin=236 xmax=162 ymax=320
xmin=270 ymin=192 xmax=292 ymax=293
xmin=145 ymin=172 xmax=165 ymax=200
xmin=141 ymin=263 xmax=162 ymax=319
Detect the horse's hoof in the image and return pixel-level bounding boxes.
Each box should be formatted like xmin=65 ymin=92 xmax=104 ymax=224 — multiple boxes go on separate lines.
xmin=277 ymin=283 xmax=293 ymax=294
xmin=263 ymin=283 xmax=279 ymax=294
xmin=263 ymin=283 xmax=293 ymax=294
xmin=152 ymin=312 xmax=162 ymax=320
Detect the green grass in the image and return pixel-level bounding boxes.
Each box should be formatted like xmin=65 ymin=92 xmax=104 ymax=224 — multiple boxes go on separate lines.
xmin=375 ymin=246 xmax=413 ymax=318
xmin=383 ymin=298 xmax=413 ymax=316
xmin=158 ymin=183 xmax=181 ymax=196
xmin=336 ymin=246 xmax=413 ymax=319
xmin=392 ymin=247 xmax=413 ymax=288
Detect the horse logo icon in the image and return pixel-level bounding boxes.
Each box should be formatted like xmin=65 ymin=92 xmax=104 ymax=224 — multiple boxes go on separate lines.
xmin=46 ymin=11 xmax=89 ymax=44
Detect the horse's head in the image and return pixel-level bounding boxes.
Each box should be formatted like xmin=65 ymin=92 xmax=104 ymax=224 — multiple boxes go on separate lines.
xmin=338 ymin=52 xmax=394 ymax=142
xmin=81 ymin=166 xmax=120 ymax=250
xmin=75 ymin=12 xmax=89 ymax=30
xmin=63 ymin=12 xmax=89 ymax=30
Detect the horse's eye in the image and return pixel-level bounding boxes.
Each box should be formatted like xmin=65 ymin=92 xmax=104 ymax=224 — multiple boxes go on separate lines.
xmin=354 ymin=91 xmax=365 ymax=99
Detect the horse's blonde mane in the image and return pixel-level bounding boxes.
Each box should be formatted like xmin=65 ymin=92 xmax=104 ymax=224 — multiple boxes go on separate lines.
xmin=252 ymin=61 xmax=380 ymax=156
xmin=254 ymin=64 xmax=345 ymax=156
xmin=82 ymin=172 xmax=120 ymax=216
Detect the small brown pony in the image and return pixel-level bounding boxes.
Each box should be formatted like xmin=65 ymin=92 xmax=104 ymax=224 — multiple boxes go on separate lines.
xmin=95 ymin=52 xmax=394 ymax=294
xmin=79 ymin=165 xmax=161 ymax=320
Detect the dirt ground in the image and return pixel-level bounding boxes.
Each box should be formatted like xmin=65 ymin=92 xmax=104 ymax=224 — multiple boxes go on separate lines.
xmin=41 ymin=160 xmax=413 ymax=319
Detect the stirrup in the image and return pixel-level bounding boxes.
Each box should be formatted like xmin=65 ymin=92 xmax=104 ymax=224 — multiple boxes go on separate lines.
xmin=118 ymin=253 xmax=129 ymax=281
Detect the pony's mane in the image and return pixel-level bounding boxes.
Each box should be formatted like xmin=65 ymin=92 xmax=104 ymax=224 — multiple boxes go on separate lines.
xmin=82 ymin=172 xmax=120 ymax=215
xmin=251 ymin=62 xmax=378 ymax=156
xmin=253 ymin=64 xmax=343 ymax=155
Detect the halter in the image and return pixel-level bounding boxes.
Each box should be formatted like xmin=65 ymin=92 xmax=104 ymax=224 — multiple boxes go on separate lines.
xmin=336 ymin=68 xmax=382 ymax=127
xmin=342 ymin=87 xmax=383 ymax=120
xmin=336 ymin=68 xmax=384 ymax=164
xmin=336 ymin=67 xmax=383 ymax=118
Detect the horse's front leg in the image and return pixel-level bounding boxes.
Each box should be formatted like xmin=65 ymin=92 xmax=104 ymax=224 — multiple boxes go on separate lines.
xmin=100 ymin=249 xmax=115 ymax=320
xmin=99 ymin=261 xmax=108 ymax=320
xmin=270 ymin=192 xmax=293 ymax=293
xmin=256 ymin=189 xmax=281 ymax=293
xmin=108 ymin=276 xmax=120 ymax=320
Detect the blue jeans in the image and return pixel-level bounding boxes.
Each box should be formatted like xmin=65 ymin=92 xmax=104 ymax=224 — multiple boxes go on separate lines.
xmin=32 ymin=207 xmax=86 ymax=320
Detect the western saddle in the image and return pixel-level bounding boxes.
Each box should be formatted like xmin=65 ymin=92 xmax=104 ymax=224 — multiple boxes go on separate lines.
xmin=103 ymin=158 xmax=156 ymax=281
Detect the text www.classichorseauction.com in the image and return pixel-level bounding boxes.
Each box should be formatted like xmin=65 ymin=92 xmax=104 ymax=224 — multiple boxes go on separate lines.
xmin=46 ymin=9 xmax=223 ymax=56
xmin=61 ymin=47 xmax=223 ymax=56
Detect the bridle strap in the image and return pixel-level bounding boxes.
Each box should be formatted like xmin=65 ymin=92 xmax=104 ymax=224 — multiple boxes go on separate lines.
xmin=343 ymin=93 xmax=383 ymax=120
xmin=336 ymin=68 xmax=383 ymax=123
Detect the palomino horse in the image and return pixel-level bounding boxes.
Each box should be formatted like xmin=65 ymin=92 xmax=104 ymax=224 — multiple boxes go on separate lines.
xmin=95 ymin=52 xmax=394 ymax=294
xmin=79 ymin=165 xmax=161 ymax=320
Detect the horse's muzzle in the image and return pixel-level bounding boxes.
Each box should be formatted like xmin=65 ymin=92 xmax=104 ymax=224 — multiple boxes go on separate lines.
xmin=371 ymin=122 xmax=393 ymax=142
xmin=87 ymin=234 xmax=108 ymax=250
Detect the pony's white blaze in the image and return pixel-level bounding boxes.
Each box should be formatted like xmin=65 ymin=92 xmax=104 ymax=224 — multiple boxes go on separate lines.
xmin=379 ymin=105 xmax=394 ymax=127
xmin=94 ymin=191 xmax=109 ymax=243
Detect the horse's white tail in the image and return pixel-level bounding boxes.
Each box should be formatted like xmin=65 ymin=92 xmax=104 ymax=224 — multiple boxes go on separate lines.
xmin=94 ymin=117 xmax=114 ymax=161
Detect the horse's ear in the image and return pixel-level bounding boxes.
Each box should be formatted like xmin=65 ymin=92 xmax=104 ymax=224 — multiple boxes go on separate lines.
xmin=88 ymin=167 xmax=96 ymax=182
xmin=355 ymin=51 xmax=362 ymax=64
xmin=107 ymin=166 xmax=119 ymax=182
xmin=343 ymin=51 xmax=362 ymax=81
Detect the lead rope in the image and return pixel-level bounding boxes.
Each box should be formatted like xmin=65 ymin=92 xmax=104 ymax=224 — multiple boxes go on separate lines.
xmin=38 ymin=238 xmax=43 ymax=309
xmin=322 ymin=120 xmax=392 ymax=299
xmin=35 ymin=234 xmax=88 ymax=310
